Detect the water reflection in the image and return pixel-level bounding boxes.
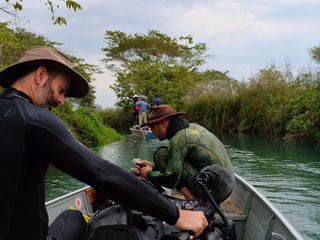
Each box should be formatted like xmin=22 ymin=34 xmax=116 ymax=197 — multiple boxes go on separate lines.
xmin=218 ymin=133 xmax=320 ymax=240
xmin=92 ymin=137 xmax=166 ymax=169
xmin=45 ymin=133 xmax=320 ymax=240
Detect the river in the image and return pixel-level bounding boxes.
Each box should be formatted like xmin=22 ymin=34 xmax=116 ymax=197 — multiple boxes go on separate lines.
xmin=45 ymin=133 xmax=320 ymax=240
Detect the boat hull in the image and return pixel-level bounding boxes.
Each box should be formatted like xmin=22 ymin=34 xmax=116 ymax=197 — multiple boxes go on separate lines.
xmin=46 ymin=174 xmax=303 ymax=240
xmin=130 ymin=127 xmax=156 ymax=139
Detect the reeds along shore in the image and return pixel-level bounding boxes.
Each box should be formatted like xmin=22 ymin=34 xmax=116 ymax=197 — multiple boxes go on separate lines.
xmin=185 ymin=73 xmax=320 ymax=143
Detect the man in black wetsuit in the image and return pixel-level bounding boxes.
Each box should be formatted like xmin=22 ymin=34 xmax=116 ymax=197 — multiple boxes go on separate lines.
xmin=0 ymin=47 xmax=207 ymax=240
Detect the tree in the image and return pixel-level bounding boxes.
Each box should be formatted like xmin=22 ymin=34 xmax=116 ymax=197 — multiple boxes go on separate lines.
xmin=0 ymin=22 xmax=99 ymax=106
xmin=285 ymin=56 xmax=320 ymax=141
xmin=0 ymin=22 xmax=58 ymax=69
xmin=0 ymin=0 xmax=82 ymax=25
xmin=186 ymin=70 xmax=239 ymax=101
xmin=310 ymin=45 xmax=320 ymax=64
xmin=101 ymin=30 xmax=208 ymax=109
xmin=68 ymin=55 xmax=102 ymax=108
xmin=238 ymin=65 xmax=291 ymax=134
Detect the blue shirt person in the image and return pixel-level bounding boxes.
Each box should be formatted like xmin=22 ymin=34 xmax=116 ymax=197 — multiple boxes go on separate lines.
xmin=153 ymin=95 xmax=163 ymax=106
xmin=135 ymin=98 xmax=150 ymax=126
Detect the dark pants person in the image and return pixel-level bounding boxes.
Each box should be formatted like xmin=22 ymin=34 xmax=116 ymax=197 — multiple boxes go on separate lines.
xmin=48 ymin=210 xmax=88 ymax=240
xmin=133 ymin=110 xmax=139 ymax=124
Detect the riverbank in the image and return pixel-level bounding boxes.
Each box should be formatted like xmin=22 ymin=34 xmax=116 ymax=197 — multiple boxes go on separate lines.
xmin=54 ymin=102 xmax=123 ymax=146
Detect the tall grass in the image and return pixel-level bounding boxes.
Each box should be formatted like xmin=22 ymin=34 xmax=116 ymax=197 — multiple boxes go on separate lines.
xmin=186 ymin=93 xmax=240 ymax=132
xmin=185 ymin=65 xmax=320 ymax=142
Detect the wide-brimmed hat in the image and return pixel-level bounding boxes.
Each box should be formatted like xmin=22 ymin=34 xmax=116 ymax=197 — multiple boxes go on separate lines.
xmin=0 ymin=47 xmax=89 ymax=98
xmin=141 ymin=104 xmax=185 ymax=127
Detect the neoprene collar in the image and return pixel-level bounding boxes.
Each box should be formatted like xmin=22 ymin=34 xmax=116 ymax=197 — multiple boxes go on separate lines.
xmin=166 ymin=117 xmax=189 ymax=139
xmin=1 ymin=87 xmax=33 ymax=104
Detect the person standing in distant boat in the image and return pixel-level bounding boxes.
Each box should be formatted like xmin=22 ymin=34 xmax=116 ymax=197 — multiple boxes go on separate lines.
xmin=135 ymin=97 xmax=150 ymax=127
xmin=153 ymin=94 xmax=163 ymax=106
xmin=132 ymin=95 xmax=139 ymax=124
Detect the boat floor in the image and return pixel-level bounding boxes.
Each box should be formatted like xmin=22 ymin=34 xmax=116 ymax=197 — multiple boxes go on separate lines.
xmin=163 ymin=188 xmax=246 ymax=221
xmin=221 ymin=198 xmax=247 ymax=221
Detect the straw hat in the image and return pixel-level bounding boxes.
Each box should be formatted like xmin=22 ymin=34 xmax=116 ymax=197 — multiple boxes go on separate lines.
xmin=0 ymin=47 xmax=89 ymax=98
xmin=141 ymin=104 xmax=185 ymax=127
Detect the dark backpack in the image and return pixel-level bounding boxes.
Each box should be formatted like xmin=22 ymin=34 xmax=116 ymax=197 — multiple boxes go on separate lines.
xmin=88 ymin=205 xmax=164 ymax=240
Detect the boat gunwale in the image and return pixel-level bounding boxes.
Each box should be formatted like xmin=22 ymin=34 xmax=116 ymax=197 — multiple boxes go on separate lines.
xmin=45 ymin=186 xmax=90 ymax=206
xmin=234 ymin=174 xmax=304 ymax=240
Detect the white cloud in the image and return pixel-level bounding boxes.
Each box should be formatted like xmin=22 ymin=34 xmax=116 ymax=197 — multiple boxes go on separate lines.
xmin=172 ymin=3 xmax=317 ymax=45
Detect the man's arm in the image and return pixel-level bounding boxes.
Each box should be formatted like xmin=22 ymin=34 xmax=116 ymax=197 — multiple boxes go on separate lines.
xmin=30 ymin=112 xmax=207 ymax=233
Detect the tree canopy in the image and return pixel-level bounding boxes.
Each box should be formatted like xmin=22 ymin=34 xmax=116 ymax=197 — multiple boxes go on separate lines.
xmin=101 ymin=30 xmax=210 ymax=109
xmin=310 ymin=45 xmax=320 ymax=64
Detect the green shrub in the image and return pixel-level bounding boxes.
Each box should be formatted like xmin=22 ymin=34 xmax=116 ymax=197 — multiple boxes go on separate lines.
xmin=53 ymin=102 xmax=123 ymax=146
xmin=286 ymin=81 xmax=320 ymax=142
xmin=185 ymin=65 xmax=320 ymax=142
xmin=97 ymin=107 xmax=134 ymax=134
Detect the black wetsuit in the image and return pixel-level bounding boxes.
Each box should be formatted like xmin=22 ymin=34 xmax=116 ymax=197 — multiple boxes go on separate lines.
xmin=0 ymin=88 xmax=178 ymax=240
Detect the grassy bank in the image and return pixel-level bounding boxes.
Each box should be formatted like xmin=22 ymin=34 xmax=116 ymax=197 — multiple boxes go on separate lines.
xmin=53 ymin=101 xmax=123 ymax=146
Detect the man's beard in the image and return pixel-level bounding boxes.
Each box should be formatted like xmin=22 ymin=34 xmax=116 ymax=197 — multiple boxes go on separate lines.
xmin=38 ymin=79 xmax=57 ymax=110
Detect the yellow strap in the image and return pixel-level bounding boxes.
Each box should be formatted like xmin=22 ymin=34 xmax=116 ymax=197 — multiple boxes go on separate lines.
xmin=68 ymin=207 xmax=91 ymax=222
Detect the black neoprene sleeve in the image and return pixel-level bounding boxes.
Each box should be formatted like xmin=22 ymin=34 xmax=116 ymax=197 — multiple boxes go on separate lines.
xmin=26 ymin=112 xmax=180 ymax=225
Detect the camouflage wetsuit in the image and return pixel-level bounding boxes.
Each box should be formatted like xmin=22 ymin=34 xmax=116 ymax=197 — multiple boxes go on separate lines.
xmin=148 ymin=119 xmax=234 ymax=203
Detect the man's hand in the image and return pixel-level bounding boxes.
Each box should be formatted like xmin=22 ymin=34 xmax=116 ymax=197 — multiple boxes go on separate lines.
xmin=174 ymin=209 xmax=208 ymax=238
xmin=136 ymin=164 xmax=153 ymax=179
xmin=133 ymin=160 xmax=153 ymax=179
xmin=136 ymin=160 xmax=153 ymax=168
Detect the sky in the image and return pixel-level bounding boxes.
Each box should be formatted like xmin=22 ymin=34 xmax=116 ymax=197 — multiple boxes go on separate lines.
xmin=1 ymin=0 xmax=320 ymax=108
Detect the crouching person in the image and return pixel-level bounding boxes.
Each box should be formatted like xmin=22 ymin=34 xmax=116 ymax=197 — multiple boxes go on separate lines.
xmin=135 ymin=105 xmax=234 ymax=205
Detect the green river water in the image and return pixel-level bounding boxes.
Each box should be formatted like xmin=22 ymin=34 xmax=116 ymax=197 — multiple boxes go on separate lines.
xmin=45 ymin=133 xmax=320 ymax=240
